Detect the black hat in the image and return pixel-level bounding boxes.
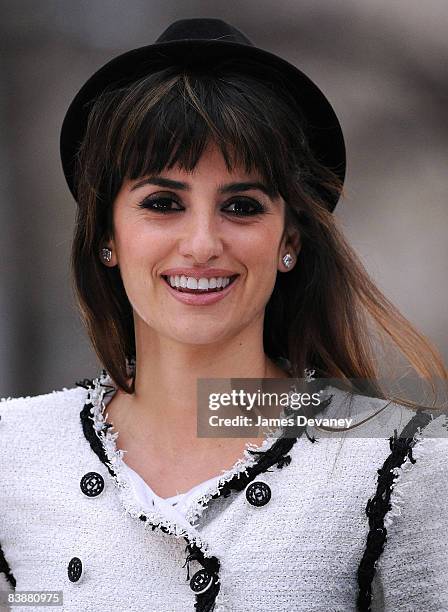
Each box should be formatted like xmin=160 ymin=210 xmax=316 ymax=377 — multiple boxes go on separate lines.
xmin=60 ymin=17 xmax=346 ymax=211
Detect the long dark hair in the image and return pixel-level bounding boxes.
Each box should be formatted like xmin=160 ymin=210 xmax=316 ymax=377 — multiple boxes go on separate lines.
xmin=71 ymin=60 xmax=447 ymax=411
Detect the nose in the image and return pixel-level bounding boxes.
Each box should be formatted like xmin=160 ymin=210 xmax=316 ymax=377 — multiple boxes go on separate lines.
xmin=177 ymin=209 xmax=224 ymax=263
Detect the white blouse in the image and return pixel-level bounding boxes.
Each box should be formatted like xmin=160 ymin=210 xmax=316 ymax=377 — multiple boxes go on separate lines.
xmin=102 ymin=389 xmax=223 ymax=520
xmin=121 ymin=462 xmax=221 ymax=518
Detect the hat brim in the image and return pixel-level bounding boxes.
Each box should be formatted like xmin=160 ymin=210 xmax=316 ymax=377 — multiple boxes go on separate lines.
xmin=60 ymin=38 xmax=346 ymax=210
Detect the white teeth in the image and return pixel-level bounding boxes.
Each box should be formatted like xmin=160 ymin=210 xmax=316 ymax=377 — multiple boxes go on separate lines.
xmin=166 ymin=275 xmax=234 ymax=291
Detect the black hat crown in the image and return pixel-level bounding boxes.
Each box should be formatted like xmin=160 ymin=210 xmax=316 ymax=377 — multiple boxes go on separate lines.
xmin=155 ymin=18 xmax=253 ymax=46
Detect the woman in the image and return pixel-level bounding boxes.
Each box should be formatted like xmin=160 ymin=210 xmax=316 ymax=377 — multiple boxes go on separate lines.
xmin=1 ymin=18 xmax=447 ymax=612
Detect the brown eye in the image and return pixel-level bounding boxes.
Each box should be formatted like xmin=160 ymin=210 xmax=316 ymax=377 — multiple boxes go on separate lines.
xmin=224 ymin=198 xmax=266 ymax=216
xmin=137 ymin=196 xmax=182 ymax=213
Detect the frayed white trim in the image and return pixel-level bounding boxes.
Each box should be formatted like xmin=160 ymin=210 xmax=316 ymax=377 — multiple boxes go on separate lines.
xmin=383 ymin=430 xmax=425 ymax=529
xmin=1 ymin=395 xmax=29 ymax=402
xmin=1 ymin=386 xmax=79 ymax=403
xmin=184 ymin=432 xmax=282 ymax=526
xmin=86 ymin=371 xmax=215 ymax=557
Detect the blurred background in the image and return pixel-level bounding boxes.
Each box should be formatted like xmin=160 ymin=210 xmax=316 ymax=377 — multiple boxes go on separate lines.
xmin=1 ymin=0 xmax=447 ymax=398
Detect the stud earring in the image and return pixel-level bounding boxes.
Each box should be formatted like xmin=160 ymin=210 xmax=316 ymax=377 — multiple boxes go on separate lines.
xmin=282 ymin=253 xmax=294 ymax=268
xmin=101 ymin=247 xmax=112 ymax=263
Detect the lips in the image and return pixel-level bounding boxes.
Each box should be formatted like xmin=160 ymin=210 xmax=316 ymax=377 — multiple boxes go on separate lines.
xmin=162 ymin=275 xmax=238 ymax=294
xmin=161 ymin=273 xmax=240 ymax=306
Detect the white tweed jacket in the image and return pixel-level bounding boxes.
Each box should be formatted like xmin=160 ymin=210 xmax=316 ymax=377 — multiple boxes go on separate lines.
xmin=0 ymin=371 xmax=447 ymax=612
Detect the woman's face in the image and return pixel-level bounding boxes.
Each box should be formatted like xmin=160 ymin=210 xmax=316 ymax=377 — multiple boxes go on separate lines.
xmin=105 ymin=141 xmax=300 ymax=347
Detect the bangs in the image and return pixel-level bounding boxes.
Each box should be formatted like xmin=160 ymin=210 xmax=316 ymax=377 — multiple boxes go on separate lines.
xmin=95 ymin=64 xmax=308 ymax=202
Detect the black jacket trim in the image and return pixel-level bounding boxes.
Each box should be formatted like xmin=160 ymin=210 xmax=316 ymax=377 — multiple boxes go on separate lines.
xmin=79 ymin=386 xmax=116 ymax=479
xmin=356 ymin=409 xmax=433 ymax=611
xmin=0 ymin=541 xmax=16 ymax=589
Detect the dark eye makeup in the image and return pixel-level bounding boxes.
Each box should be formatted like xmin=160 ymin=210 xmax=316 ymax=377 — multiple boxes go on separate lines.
xmin=137 ymin=194 xmax=267 ymax=217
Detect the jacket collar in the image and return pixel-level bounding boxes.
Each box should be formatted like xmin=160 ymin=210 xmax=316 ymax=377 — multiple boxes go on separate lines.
xmin=79 ymin=370 xmax=307 ymax=535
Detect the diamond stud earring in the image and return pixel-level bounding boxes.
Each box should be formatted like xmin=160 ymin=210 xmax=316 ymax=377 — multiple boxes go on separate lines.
xmin=101 ymin=247 xmax=112 ymax=263
xmin=282 ymin=253 xmax=294 ymax=268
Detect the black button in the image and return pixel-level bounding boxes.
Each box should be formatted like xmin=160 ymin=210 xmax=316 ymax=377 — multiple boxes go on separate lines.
xmin=245 ymin=480 xmax=272 ymax=507
xmin=67 ymin=557 xmax=82 ymax=583
xmin=190 ymin=569 xmax=214 ymax=594
xmin=80 ymin=472 xmax=105 ymax=497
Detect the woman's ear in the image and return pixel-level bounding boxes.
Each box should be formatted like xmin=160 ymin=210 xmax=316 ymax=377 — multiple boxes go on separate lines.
xmin=100 ymin=238 xmax=119 ymax=267
xmin=279 ymin=228 xmax=301 ymax=272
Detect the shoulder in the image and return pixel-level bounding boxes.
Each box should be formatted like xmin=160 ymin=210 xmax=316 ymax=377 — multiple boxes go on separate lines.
xmin=319 ymin=384 xmax=448 ymax=492
xmin=312 ymin=384 xmax=447 ymax=443
xmin=0 ymin=383 xmax=90 ymax=466
xmin=367 ymin=407 xmax=448 ymax=611
xmin=0 ymin=381 xmax=93 ymax=523
xmin=1 ymin=383 xmax=88 ymax=426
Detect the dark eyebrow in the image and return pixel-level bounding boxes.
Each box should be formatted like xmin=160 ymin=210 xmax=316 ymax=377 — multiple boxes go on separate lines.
xmin=129 ymin=176 xmax=276 ymax=198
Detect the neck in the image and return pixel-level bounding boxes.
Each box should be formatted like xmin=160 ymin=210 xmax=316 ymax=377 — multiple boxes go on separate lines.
xmin=107 ymin=316 xmax=289 ymax=458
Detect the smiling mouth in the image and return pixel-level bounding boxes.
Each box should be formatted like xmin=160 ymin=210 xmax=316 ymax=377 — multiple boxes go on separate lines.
xmin=162 ymin=275 xmax=239 ymax=294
